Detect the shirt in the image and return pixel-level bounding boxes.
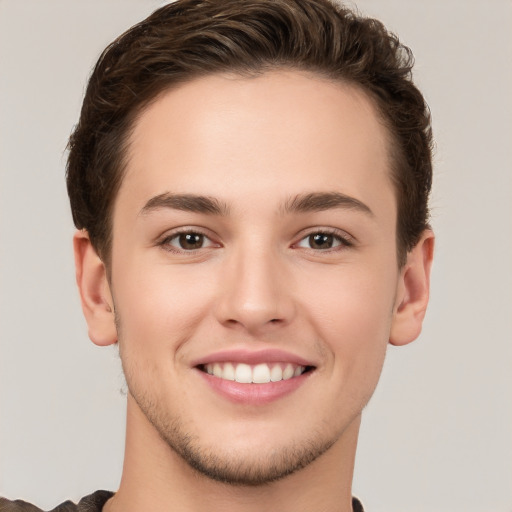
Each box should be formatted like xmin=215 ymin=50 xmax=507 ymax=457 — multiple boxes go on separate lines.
xmin=0 ymin=492 xmax=364 ymax=511
xmin=0 ymin=491 xmax=113 ymax=512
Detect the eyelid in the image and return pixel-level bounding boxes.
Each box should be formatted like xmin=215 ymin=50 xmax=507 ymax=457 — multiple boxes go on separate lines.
xmin=155 ymin=225 xmax=354 ymax=254
xmin=292 ymin=227 xmax=355 ymax=250
xmin=157 ymin=226 xmax=221 ymax=253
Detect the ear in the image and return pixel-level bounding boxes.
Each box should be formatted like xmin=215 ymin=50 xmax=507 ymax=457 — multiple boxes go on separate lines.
xmin=389 ymin=230 xmax=435 ymax=346
xmin=73 ymin=230 xmax=117 ymax=346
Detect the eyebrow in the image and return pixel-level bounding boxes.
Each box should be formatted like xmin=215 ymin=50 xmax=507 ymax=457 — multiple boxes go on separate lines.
xmin=140 ymin=193 xmax=230 ymax=216
xmin=282 ymin=192 xmax=374 ymax=216
xmin=139 ymin=191 xmax=373 ymax=218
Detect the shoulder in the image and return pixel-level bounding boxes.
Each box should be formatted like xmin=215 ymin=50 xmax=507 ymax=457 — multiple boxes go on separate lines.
xmin=3 ymin=492 xmax=358 ymax=511
xmin=0 ymin=492 xmax=114 ymax=512
xmin=0 ymin=497 xmax=42 ymax=512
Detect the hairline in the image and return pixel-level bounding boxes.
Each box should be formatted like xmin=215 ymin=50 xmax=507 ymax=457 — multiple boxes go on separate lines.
xmin=98 ymin=67 xmax=408 ymax=271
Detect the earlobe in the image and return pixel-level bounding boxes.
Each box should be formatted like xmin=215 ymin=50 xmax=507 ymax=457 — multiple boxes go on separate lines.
xmin=389 ymin=230 xmax=435 ymax=346
xmin=73 ymin=230 xmax=117 ymax=346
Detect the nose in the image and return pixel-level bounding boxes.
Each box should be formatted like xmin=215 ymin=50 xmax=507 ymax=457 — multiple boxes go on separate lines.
xmin=214 ymin=245 xmax=296 ymax=335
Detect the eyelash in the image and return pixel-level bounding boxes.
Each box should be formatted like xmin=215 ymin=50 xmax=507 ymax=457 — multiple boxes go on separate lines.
xmin=293 ymin=228 xmax=354 ymax=252
xmin=158 ymin=228 xmax=218 ymax=254
xmin=158 ymin=227 xmax=354 ymax=254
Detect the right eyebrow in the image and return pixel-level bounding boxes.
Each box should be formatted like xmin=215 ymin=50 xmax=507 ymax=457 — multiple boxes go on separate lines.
xmin=282 ymin=191 xmax=374 ymax=217
xmin=139 ymin=192 xmax=230 ymax=216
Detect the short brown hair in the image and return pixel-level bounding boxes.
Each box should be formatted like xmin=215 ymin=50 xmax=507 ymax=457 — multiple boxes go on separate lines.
xmin=67 ymin=0 xmax=433 ymax=267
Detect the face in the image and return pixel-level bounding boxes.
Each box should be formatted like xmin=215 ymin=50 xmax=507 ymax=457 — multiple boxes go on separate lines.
xmin=106 ymin=71 xmax=405 ymax=484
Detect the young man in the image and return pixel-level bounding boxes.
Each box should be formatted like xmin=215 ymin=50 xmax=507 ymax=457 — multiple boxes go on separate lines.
xmin=1 ymin=0 xmax=434 ymax=510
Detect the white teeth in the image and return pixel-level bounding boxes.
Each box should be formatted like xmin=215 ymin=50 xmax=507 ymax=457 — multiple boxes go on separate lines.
xmin=270 ymin=364 xmax=283 ymax=382
xmin=282 ymin=363 xmax=295 ymax=380
xmin=252 ymin=363 xmax=271 ymax=384
xmin=223 ymin=362 xmax=236 ymax=381
xmin=203 ymin=362 xmax=308 ymax=383
xmin=235 ymin=363 xmax=253 ymax=383
xmin=213 ymin=363 xmax=222 ymax=378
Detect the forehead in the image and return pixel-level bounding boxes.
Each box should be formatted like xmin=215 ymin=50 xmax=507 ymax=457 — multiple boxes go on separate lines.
xmin=118 ymin=70 xmax=394 ymax=219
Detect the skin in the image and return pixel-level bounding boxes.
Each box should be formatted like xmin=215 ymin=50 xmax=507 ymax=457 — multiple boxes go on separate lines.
xmin=74 ymin=71 xmax=434 ymax=512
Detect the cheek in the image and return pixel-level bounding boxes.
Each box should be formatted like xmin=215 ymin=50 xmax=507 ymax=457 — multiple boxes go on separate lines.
xmin=112 ymin=256 xmax=217 ymax=357
xmin=299 ymin=260 xmax=396 ymax=334
xmin=297 ymin=264 xmax=396 ymax=390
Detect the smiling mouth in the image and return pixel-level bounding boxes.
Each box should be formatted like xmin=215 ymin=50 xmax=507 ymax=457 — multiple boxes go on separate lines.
xmin=198 ymin=362 xmax=314 ymax=384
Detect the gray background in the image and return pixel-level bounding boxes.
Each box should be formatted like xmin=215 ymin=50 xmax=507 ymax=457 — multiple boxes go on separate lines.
xmin=1 ymin=1 xmax=511 ymax=511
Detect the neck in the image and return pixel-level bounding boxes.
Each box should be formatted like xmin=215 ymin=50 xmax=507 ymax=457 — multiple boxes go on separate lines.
xmin=105 ymin=395 xmax=360 ymax=512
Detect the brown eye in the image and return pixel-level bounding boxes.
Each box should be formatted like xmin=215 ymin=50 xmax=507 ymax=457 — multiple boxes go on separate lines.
xmin=163 ymin=231 xmax=216 ymax=252
xmin=296 ymin=231 xmax=350 ymax=251
xmin=308 ymin=233 xmax=334 ymax=249
xmin=178 ymin=233 xmax=204 ymax=250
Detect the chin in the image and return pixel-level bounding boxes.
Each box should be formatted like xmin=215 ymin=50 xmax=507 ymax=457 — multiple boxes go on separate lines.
xmin=161 ymin=421 xmax=338 ymax=486
xmin=131 ymin=386 xmax=342 ymax=486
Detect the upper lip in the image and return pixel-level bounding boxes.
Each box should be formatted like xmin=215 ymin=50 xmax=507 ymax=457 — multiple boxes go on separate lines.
xmin=191 ymin=348 xmax=317 ymax=368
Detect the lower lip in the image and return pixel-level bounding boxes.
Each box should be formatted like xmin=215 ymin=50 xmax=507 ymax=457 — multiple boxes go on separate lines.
xmin=195 ymin=368 xmax=313 ymax=405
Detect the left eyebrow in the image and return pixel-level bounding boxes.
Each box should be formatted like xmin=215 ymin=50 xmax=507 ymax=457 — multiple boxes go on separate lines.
xmin=282 ymin=192 xmax=374 ymax=217
xmin=139 ymin=192 xmax=230 ymax=216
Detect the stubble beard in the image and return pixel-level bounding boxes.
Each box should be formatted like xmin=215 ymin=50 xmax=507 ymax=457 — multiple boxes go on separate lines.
xmin=128 ymin=382 xmax=338 ymax=487
xmin=115 ymin=313 xmax=346 ymax=487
